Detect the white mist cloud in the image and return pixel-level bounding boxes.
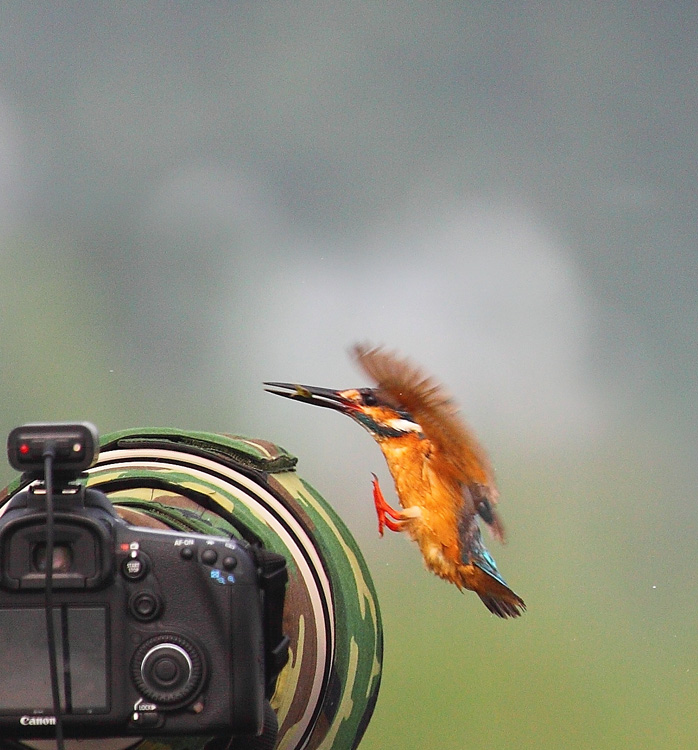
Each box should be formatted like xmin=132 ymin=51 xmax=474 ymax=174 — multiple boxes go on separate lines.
xmin=244 ymin=200 xmax=602 ymax=447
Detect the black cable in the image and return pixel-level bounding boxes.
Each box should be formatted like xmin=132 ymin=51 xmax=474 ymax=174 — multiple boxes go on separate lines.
xmin=43 ymin=448 xmax=65 ymax=750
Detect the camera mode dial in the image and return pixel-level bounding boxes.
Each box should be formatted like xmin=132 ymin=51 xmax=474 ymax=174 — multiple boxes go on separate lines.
xmin=132 ymin=633 xmax=206 ymax=708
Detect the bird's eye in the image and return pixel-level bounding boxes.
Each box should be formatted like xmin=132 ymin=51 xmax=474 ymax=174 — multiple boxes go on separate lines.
xmin=362 ymin=391 xmax=378 ymax=406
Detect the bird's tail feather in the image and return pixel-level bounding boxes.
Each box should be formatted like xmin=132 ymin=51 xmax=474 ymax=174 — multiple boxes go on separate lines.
xmin=462 ymin=520 xmax=526 ymax=618
xmin=472 ymin=563 xmax=526 ymax=618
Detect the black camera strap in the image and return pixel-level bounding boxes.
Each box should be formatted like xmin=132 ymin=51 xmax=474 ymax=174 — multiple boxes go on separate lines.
xmin=42 ymin=448 xmax=66 ymax=750
xmin=252 ymin=547 xmax=290 ymax=696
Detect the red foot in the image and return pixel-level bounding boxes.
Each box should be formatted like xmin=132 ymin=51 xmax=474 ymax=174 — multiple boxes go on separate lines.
xmin=371 ymin=473 xmax=404 ymax=536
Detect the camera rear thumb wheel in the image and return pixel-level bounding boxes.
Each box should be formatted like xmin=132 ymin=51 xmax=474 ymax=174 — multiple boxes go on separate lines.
xmin=131 ymin=633 xmax=205 ymax=708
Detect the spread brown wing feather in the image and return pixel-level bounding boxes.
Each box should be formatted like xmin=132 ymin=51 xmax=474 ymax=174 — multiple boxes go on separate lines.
xmin=352 ymin=344 xmax=496 ymax=488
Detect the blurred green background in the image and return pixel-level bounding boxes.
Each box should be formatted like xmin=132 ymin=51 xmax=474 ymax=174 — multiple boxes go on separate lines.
xmin=1 ymin=3 xmax=696 ymax=749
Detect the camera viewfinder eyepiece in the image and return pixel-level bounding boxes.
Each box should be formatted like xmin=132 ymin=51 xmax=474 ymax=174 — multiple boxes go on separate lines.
xmin=7 ymin=422 xmax=99 ymax=476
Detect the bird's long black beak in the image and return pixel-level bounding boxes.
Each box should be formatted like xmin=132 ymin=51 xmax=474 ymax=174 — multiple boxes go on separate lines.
xmin=264 ymin=382 xmax=355 ymax=414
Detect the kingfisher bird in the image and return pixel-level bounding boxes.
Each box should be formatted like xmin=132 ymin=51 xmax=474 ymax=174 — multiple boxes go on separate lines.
xmin=265 ymin=344 xmax=525 ymax=618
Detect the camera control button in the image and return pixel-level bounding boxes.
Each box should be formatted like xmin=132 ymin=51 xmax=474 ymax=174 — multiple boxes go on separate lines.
xmin=179 ymin=546 xmax=194 ymax=560
xmin=201 ymin=548 xmax=218 ymax=565
xmin=155 ymin=657 xmax=180 ymax=683
xmin=122 ymin=551 xmax=148 ymax=580
xmin=131 ymin=710 xmax=163 ymax=728
xmin=223 ymin=555 xmax=237 ymax=570
xmin=130 ymin=591 xmax=162 ymax=621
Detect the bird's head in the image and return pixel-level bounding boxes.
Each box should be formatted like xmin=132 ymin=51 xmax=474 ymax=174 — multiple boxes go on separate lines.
xmin=264 ymin=382 xmax=424 ymax=440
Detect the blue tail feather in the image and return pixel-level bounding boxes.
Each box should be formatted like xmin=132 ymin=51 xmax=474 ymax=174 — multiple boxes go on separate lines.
xmin=458 ymin=510 xmax=526 ymax=617
xmin=468 ymin=524 xmax=511 ymax=589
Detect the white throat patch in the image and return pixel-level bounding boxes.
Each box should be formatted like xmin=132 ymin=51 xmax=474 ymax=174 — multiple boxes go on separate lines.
xmin=386 ymin=417 xmax=423 ymax=435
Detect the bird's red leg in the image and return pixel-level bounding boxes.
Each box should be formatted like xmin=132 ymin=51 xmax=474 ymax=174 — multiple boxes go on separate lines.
xmin=371 ymin=473 xmax=405 ymax=536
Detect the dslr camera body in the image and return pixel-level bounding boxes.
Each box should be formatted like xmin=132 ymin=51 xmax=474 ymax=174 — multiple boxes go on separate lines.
xmin=0 ymin=423 xmax=287 ymax=741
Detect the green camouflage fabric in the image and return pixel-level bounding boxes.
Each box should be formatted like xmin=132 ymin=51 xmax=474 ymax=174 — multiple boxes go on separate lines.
xmin=0 ymin=428 xmax=383 ymax=750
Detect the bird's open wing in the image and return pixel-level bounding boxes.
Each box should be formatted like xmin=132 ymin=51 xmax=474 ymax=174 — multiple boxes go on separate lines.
xmin=352 ymin=343 xmax=498 ymax=498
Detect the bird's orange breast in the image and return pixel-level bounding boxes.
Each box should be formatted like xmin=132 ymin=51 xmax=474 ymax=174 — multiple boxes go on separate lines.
xmin=378 ymin=435 xmax=466 ymax=577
